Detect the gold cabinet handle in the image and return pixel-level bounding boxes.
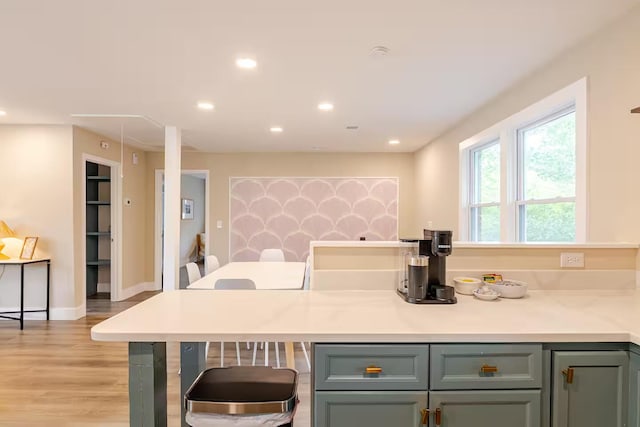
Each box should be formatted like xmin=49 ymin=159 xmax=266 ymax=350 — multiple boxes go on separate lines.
xmin=480 ymin=364 xmax=498 ymax=374
xmin=434 ymin=407 xmax=442 ymax=425
xmin=420 ymin=408 xmax=430 ymax=425
xmin=562 ymin=367 xmax=574 ymax=384
xmin=365 ymin=365 xmax=382 ymax=374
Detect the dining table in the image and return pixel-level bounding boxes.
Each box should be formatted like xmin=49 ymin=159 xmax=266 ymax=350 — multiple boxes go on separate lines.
xmin=187 ymin=260 xmax=307 ymax=370
xmin=187 ymin=261 xmax=306 ymax=290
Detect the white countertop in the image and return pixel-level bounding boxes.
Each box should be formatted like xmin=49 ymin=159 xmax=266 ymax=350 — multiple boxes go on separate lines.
xmin=187 ymin=262 xmax=306 ymax=290
xmin=91 ymin=289 xmax=640 ymax=345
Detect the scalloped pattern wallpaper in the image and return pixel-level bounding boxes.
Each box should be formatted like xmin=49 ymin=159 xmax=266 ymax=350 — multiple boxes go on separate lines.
xmin=230 ymin=177 xmax=399 ymax=261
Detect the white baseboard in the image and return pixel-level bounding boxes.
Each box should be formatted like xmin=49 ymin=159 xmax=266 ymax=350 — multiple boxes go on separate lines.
xmin=117 ymin=281 xmax=159 ymax=301
xmin=0 ymin=302 xmax=85 ymax=321
xmin=97 ymin=282 xmax=110 ymax=293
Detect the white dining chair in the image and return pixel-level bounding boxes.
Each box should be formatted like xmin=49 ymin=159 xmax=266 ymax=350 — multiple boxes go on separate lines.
xmin=208 ymin=278 xmax=256 ymax=367
xmin=259 ymin=248 xmax=285 ymax=262
xmin=205 ymin=255 xmax=220 ymax=275
xmin=185 ymin=262 xmax=202 ymax=285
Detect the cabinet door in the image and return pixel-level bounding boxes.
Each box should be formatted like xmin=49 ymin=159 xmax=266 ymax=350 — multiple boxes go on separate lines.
xmin=315 ymin=391 xmax=428 ymax=427
xmin=629 ymin=351 xmax=640 ymax=427
xmin=429 ymin=390 xmax=540 ymax=427
xmin=552 ymin=351 xmax=628 ymax=427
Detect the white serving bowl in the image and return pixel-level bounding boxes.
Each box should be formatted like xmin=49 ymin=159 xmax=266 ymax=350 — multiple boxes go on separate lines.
xmin=472 ymin=286 xmax=500 ymax=301
xmin=453 ymin=277 xmax=482 ymax=295
xmin=487 ymin=279 xmax=528 ymax=299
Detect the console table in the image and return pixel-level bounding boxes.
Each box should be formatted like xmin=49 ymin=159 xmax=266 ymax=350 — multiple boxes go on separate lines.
xmin=0 ymin=258 xmax=50 ymax=329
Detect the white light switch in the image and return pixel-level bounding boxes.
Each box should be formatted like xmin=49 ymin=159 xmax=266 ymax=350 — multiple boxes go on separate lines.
xmin=216 ymin=220 xmax=223 ymax=229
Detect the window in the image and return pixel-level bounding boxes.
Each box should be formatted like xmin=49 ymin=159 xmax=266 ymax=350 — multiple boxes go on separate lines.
xmin=469 ymin=140 xmax=500 ymax=241
xmin=459 ymin=78 xmax=586 ymax=243
xmin=517 ymin=108 xmax=576 ymax=242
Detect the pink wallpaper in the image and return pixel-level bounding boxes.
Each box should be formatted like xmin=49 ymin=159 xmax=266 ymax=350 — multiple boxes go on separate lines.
xmin=230 ymin=177 xmax=399 ymax=261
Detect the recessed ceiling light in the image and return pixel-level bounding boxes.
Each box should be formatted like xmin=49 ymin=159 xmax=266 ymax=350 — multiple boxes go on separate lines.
xmin=388 ymin=139 xmax=400 ymax=145
xmin=270 ymin=126 xmax=283 ymax=133
xmin=318 ymin=102 xmax=334 ymax=111
xmin=197 ymin=102 xmax=214 ymax=110
xmin=0 ymin=110 xmax=6 ymax=116
xmin=236 ymin=57 xmax=257 ymax=69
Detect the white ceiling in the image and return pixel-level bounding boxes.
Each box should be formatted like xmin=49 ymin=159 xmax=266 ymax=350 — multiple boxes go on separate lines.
xmin=0 ymin=0 xmax=637 ymax=152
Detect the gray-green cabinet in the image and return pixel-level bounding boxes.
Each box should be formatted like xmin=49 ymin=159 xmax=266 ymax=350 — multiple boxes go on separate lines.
xmin=552 ymin=351 xmax=628 ymax=427
xmin=628 ymin=349 xmax=640 ymax=427
xmin=429 ymin=390 xmax=541 ymax=427
xmin=315 ymin=391 xmax=428 ymax=427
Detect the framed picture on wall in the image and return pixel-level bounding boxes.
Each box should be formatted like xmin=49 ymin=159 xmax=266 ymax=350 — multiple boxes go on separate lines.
xmin=20 ymin=237 xmax=39 ymax=260
xmin=181 ymin=198 xmax=194 ymax=220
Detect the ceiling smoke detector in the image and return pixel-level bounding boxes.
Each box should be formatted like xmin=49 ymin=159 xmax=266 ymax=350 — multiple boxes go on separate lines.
xmin=369 ymin=46 xmax=390 ymax=57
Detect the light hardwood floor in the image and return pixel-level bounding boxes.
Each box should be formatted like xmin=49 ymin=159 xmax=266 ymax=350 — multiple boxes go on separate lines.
xmin=0 ymin=292 xmax=311 ymax=427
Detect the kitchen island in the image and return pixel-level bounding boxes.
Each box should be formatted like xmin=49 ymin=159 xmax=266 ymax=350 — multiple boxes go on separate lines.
xmin=91 ymin=289 xmax=640 ymax=426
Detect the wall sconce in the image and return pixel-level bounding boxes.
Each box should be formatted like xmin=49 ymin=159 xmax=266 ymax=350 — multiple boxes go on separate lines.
xmin=0 ymin=220 xmax=16 ymax=259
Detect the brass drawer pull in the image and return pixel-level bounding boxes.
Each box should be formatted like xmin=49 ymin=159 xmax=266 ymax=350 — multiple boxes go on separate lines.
xmin=365 ymin=365 xmax=383 ymax=375
xmin=480 ymin=364 xmax=498 ymax=374
xmin=562 ymin=367 xmax=574 ymax=384
xmin=420 ymin=408 xmax=430 ymax=425
xmin=435 ymin=407 xmax=442 ymax=425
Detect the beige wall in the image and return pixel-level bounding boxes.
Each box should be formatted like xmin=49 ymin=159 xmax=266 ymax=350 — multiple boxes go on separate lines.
xmin=146 ymin=152 xmax=416 ymax=267
xmin=415 ymin=6 xmax=640 ymax=242
xmin=72 ymin=127 xmax=149 ymax=306
xmin=0 ymin=125 xmax=75 ymax=312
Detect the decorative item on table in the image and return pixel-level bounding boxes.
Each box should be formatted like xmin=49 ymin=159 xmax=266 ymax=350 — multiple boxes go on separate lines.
xmin=453 ymin=277 xmax=482 ymax=295
xmin=181 ymin=198 xmax=194 ymax=220
xmin=482 ymin=273 xmax=503 ymax=283
xmin=19 ymin=237 xmax=38 ymax=260
xmin=473 ymin=285 xmax=500 ymax=301
xmin=487 ymin=279 xmax=528 ymax=299
xmin=0 ymin=220 xmax=17 ymax=260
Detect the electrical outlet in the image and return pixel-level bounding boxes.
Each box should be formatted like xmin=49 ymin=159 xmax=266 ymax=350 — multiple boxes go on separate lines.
xmin=560 ymin=252 xmax=584 ymax=268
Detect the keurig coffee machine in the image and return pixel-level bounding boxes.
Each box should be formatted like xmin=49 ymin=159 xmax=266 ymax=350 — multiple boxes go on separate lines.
xmin=398 ymin=229 xmax=456 ymax=304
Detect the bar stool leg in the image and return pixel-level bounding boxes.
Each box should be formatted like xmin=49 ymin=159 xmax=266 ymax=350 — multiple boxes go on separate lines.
xmin=264 ymin=342 xmax=269 ymax=366
xmin=252 ymin=342 xmax=258 ymax=366
xmin=220 ymin=342 xmax=224 ymax=367
xmin=275 ymin=342 xmax=281 ymax=368
xmin=300 ymin=342 xmax=311 ymax=370
xmin=235 ymin=342 xmax=241 ymax=365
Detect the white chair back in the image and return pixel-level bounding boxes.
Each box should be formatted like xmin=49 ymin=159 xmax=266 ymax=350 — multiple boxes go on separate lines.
xmin=185 ymin=262 xmax=202 ymax=285
xmin=303 ymin=255 xmax=311 ymax=290
xmin=214 ymin=278 xmax=256 ymax=290
xmin=205 ymin=255 xmax=221 ymax=275
xmin=259 ymin=248 xmax=285 ymax=262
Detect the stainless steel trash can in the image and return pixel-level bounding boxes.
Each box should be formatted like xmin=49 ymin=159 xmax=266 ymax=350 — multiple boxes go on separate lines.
xmin=185 ymin=366 xmax=298 ymax=427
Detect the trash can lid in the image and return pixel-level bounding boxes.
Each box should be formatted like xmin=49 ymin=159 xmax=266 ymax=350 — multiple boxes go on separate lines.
xmin=185 ymin=366 xmax=298 ymax=415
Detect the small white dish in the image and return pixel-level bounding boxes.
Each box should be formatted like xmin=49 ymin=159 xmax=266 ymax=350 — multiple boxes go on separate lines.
xmin=453 ymin=277 xmax=482 ymax=295
xmin=473 ymin=286 xmax=500 ymax=301
xmin=487 ymin=279 xmax=528 ymax=299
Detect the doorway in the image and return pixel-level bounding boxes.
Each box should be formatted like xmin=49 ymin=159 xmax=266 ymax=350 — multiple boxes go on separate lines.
xmin=154 ymin=170 xmax=210 ymax=290
xmin=83 ymin=155 xmax=122 ymax=308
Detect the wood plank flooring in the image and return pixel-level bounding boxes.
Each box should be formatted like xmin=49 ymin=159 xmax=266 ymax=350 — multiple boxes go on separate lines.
xmin=0 ymin=292 xmax=311 ymax=427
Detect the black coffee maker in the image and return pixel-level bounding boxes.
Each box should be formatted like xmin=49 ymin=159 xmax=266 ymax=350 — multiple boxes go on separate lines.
xmin=398 ymin=229 xmax=456 ymax=304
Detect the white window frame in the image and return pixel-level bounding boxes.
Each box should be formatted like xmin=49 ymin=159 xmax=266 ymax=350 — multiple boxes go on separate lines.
xmin=459 ymin=77 xmax=588 ymax=243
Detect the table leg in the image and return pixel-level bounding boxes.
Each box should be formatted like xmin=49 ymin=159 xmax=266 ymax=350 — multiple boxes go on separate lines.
xmin=129 ymin=342 xmax=167 ymax=427
xmin=285 ymin=342 xmax=295 ymax=369
xmin=20 ymin=264 xmax=24 ymax=330
xmin=46 ymin=260 xmax=50 ymax=320
xmin=180 ymin=342 xmax=206 ymax=427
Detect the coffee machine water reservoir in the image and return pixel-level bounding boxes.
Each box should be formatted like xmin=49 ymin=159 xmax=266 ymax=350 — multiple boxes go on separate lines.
xmin=398 ymin=229 xmax=456 ymax=304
